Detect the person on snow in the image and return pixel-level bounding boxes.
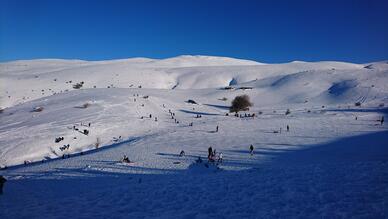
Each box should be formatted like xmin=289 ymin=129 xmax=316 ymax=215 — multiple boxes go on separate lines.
xmin=287 ymin=125 xmax=290 ymax=132
xmin=249 ymin=144 xmax=254 ymax=156
xmin=122 ymin=155 xmax=130 ymax=163
xmin=208 ymin=147 xmax=213 ymax=160
xmin=179 ymin=150 xmax=185 ymax=157
xmin=216 ymin=126 xmax=219 ymax=132
xmin=0 ymin=175 xmax=6 ymax=195
xmin=218 ymin=152 xmax=223 ymax=163
xmin=381 ymin=116 xmax=384 ymax=125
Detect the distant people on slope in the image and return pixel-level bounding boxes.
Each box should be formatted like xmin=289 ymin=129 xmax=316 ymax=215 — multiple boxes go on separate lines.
xmin=179 ymin=150 xmax=185 ymax=157
xmin=55 ymin=137 xmax=64 ymax=143
xmin=250 ymin=144 xmax=254 ymax=156
xmin=381 ymin=116 xmax=384 ymax=125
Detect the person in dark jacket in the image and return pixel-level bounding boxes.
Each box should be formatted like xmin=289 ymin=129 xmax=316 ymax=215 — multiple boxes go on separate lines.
xmin=0 ymin=175 xmax=7 ymax=195
xmin=208 ymin=146 xmax=213 ymax=159
xmin=249 ymin=144 xmax=254 ymax=156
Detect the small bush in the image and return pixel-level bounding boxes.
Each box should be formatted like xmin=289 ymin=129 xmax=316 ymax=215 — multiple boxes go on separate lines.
xmin=230 ymin=95 xmax=253 ymax=113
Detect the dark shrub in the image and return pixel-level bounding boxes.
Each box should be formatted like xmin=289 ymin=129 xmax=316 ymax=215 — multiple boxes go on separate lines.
xmin=187 ymin=99 xmax=197 ymax=104
xmin=230 ymin=95 xmax=253 ymax=113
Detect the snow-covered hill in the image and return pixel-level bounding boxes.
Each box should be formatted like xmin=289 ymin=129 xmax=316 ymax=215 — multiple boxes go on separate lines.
xmin=0 ymin=56 xmax=387 ymax=218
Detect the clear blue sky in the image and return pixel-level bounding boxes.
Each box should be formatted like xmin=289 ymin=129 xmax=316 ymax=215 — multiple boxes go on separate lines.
xmin=1 ymin=0 xmax=387 ymax=63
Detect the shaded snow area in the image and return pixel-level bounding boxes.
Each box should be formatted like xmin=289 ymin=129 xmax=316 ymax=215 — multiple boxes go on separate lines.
xmin=0 ymin=56 xmax=388 ymax=218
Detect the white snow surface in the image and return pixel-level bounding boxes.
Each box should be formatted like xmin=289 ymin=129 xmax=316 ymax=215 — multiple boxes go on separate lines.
xmin=0 ymin=56 xmax=387 ymax=218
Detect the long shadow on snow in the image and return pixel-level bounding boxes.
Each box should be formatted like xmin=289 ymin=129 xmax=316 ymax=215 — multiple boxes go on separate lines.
xmin=272 ymin=130 xmax=388 ymax=165
xmin=326 ymin=107 xmax=388 ymax=115
xmin=179 ymin=109 xmax=220 ymax=116
xmin=202 ymin=103 xmax=230 ymax=110
xmin=1 ymin=131 xmax=388 ymax=218
xmin=1 ymin=137 xmax=141 ymax=171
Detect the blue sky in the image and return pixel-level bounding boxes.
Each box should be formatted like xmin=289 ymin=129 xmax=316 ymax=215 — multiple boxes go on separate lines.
xmin=1 ymin=0 xmax=387 ymax=63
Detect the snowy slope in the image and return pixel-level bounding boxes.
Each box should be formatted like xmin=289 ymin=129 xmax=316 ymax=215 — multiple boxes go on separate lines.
xmin=0 ymin=56 xmax=387 ymax=218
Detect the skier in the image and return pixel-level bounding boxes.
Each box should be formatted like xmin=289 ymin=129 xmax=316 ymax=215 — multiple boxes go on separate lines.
xmin=381 ymin=116 xmax=384 ymax=125
xmin=179 ymin=150 xmax=185 ymax=157
xmin=216 ymin=125 xmax=219 ymax=132
xmin=287 ymin=125 xmax=290 ymax=132
xmin=249 ymin=144 xmax=254 ymax=156
xmin=0 ymin=175 xmax=6 ymax=195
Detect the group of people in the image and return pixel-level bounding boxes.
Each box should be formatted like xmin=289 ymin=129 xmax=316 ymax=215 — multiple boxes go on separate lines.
xmin=168 ymin=109 xmax=180 ymax=124
xmin=59 ymin=144 xmax=70 ymax=151
xmin=207 ymin=147 xmax=223 ymax=163
xmin=55 ymin=137 xmax=64 ymax=143
xmin=122 ymin=155 xmax=131 ymax=163
xmin=234 ymin=113 xmax=256 ymax=118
